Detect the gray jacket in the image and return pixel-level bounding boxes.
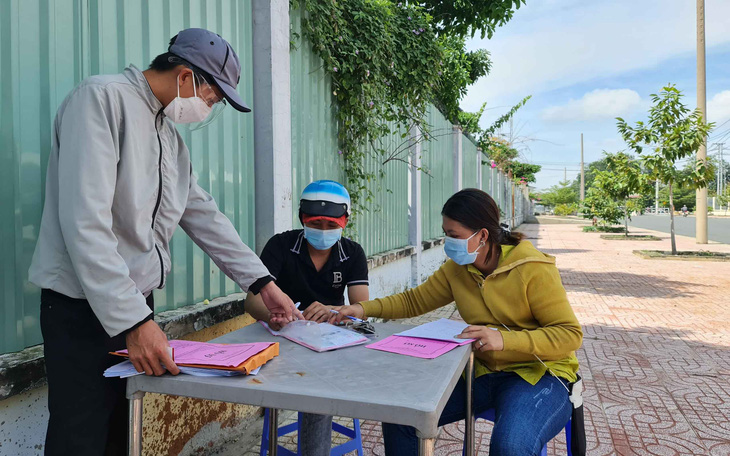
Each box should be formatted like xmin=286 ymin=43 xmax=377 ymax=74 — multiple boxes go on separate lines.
xmin=29 ymin=65 xmax=270 ymax=337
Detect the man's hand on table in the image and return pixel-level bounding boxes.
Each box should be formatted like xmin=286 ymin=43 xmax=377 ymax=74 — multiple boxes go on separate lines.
xmin=302 ymin=301 xmax=337 ymax=323
xmin=125 ymin=320 xmax=180 ymax=376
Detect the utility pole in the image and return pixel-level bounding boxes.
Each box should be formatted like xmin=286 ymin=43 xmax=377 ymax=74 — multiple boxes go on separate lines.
xmin=720 ymin=143 xmax=725 ymax=196
xmin=655 ymin=179 xmax=659 ymax=214
xmin=564 ymin=167 xmax=567 ymax=182
xmin=696 ymin=0 xmax=708 ymax=243
xmin=580 ymin=134 xmax=585 ymax=201
xmin=716 ymin=143 xmax=724 ymax=195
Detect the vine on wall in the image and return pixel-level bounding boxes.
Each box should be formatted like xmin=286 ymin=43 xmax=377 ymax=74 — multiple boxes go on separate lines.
xmin=292 ymin=0 xmax=525 ymax=215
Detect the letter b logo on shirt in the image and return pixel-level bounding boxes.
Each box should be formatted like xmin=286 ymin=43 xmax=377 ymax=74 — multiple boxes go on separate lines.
xmin=333 ymin=272 xmax=342 ymax=284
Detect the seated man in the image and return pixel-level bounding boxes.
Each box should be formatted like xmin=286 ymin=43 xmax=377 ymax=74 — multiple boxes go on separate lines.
xmin=245 ymin=179 xmax=369 ymax=456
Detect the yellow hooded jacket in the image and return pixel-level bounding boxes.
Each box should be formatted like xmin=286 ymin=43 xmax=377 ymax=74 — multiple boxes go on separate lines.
xmin=361 ymin=240 xmax=582 ymax=385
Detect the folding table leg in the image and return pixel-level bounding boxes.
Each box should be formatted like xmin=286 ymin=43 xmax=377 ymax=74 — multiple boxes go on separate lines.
xmin=464 ymin=352 xmax=475 ymax=456
xmin=268 ymin=408 xmax=278 ymax=456
xmin=419 ymin=437 xmax=435 ymax=456
xmin=128 ymin=391 xmax=145 ymax=456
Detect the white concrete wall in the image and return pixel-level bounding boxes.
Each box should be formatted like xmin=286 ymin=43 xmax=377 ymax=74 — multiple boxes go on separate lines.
xmin=351 ymin=244 xmax=445 ymax=303
xmin=420 ymin=245 xmax=446 ymax=284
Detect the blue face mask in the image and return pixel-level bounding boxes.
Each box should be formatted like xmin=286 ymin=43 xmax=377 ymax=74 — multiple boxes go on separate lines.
xmin=303 ymin=226 xmax=342 ymax=250
xmin=444 ymin=231 xmax=483 ymax=265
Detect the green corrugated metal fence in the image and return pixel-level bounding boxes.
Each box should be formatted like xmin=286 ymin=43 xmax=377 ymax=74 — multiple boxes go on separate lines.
xmin=482 ymin=157 xmax=492 ymax=196
xmin=290 ymin=6 xmax=345 ymax=225
xmin=0 ymin=2 xmax=530 ymax=355
xmin=290 ymin=8 xmax=410 ymax=256
xmin=353 ymin=126 xmax=411 ymax=256
xmin=462 ymin=136 xmax=479 ymax=189
xmin=421 ymin=106 xmax=454 ymax=240
xmin=0 ymin=0 xmax=255 ymax=354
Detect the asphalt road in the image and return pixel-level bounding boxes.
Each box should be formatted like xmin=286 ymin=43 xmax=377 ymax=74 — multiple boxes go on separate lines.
xmin=628 ymin=215 xmax=730 ymax=244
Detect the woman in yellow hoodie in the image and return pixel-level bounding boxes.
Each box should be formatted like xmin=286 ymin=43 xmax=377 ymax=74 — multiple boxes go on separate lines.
xmin=332 ymin=188 xmax=582 ymax=456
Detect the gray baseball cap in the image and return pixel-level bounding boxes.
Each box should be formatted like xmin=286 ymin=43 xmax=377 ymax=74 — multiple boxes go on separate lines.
xmin=169 ymin=28 xmax=250 ymax=113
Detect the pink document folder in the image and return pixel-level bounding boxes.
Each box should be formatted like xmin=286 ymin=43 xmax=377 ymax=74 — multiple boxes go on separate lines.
xmin=365 ymin=335 xmax=463 ymax=359
xmin=116 ymin=339 xmax=276 ymax=368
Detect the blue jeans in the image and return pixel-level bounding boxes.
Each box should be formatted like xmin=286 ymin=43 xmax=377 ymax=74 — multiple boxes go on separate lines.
xmin=382 ymin=371 xmax=572 ymax=456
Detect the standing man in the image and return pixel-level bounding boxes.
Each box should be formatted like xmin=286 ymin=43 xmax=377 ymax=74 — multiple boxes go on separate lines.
xmin=28 ymin=28 xmax=299 ymax=455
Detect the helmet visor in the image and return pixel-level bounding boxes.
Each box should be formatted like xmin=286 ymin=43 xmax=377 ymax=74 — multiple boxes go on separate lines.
xmin=300 ymin=199 xmax=349 ymax=218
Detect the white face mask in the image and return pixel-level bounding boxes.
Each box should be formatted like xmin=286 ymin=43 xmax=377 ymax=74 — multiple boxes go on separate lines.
xmin=163 ymin=73 xmax=212 ymax=124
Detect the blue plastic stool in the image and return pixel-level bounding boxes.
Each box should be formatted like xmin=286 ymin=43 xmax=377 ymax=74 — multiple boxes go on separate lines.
xmin=260 ymin=408 xmax=364 ymax=456
xmin=463 ymin=408 xmax=572 ymax=456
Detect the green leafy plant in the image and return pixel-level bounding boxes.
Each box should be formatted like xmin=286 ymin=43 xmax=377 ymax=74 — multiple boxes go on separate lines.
xmin=293 ymin=1 xmax=523 ymax=216
xmin=293 ymin=1 xmax=524 ymax=215
xmin=581 ymin=186 xmax=624 ymax=226
xmin=539 ymin=179 xmax=579 ymax=208
xmin=617 ymin=85 xmax=714 ymax=254
xmin=421 ymin=0 xmax=525 ymax=38
xmin=504 ymin=161 xmax=541 ymax=184
xmin=433 ymin=36 xmax=491 ymax=123
xmin=582 ymin=225 xmax=626 ymax=233
xmin=553 ymin=203 xmax=577 ymax=216
xmin=719 ymin=186 xmax=730 ymax=206
xmin=294 ymin=1 xmax=442 ymax=214
xmin=581 ymin=152 xmax=651 ymax=235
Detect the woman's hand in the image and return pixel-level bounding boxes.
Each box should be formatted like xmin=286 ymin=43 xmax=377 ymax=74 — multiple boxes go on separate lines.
xmin=456 ymin=325 xmax=504 ymax=352
xmin=302 ymin=301 xmax=335 ymax=323
xmin=328 ymin=303 xmax=365 ymax=324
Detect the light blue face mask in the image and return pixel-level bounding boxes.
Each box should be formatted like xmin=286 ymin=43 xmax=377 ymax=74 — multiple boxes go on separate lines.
xmin=303 ymin=226 xmax=342 ymax=250
xmin=444 ymin=231 xmax=483 ymax=265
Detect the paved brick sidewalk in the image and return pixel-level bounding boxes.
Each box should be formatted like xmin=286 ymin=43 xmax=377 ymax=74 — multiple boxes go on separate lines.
xmin=229 ymin=223 xmax=730 ymax=455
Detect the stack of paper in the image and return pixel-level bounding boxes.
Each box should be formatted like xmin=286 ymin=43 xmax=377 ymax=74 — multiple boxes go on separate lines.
xmin=366 ymin=318 xmax=480 ymax=359
xmin=110 ymin=339 xmax=279 ymax=374
xmin=261 ymin=320 xmax=368 ymax=352
xmin=104 ymin=360 xmax=143 ymax=378
xmin=103 ymin=360 xmax=262 ymax=378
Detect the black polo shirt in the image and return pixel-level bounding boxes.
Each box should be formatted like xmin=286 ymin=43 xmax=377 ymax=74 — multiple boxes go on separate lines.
xmin=259 ymin=230 xmax=369 ymax=310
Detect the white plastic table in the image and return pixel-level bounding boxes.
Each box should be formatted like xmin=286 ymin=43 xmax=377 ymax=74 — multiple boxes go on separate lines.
xmin=127 ymin=322 xmax=476 ymax=456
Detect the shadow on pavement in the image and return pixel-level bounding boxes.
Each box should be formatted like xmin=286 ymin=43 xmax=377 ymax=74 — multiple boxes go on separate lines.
xmin=559 ymin=268 xmax=702 ymax=299
xmin=539 ymin=248 xmax=591 ymax=255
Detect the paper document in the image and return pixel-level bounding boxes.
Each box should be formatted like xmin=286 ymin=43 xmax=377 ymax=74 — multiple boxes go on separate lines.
xmin=104 ymin=360 xmax=262 ymax=378
xmin=261 ymin=321 xmax=368 ymax=352
xmin=366 ymin=335 xmax=462 ymax=359
xmin=393 ymin=318 xmax=474 ymax=345
xmin=116 ymin=339 xmax=274 ymax=368
xmin=103 ymin=360 xmax=143 ymax=378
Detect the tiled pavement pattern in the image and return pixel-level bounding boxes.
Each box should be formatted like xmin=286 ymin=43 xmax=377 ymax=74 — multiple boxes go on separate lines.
xmin=231 ymin=223 xmax=730 ymax=455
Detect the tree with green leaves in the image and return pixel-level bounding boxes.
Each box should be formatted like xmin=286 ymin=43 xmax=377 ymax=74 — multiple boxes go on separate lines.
xmin=434 ymin=36 xmax=492 ymax=123
xmin=719 ymin=186 xmax=730 ymax=207
xmin=572 ymin=157 xmax=609 ymax=195
xmin=294 ymin=0 xmax=526 ymax=215
xmin=421 ymin=0 xmax=525 ymax=38
xmin=617 ymin=85 xmax=714 ymax=254
xmin=504 ymin=161 xmax=541 ymax=184
xmin=581 ymin=152 xmax=650 ymax=235
xmin=582 ymin=185 xmax=623 ymax=226
xmin=540 ymin=179 xmax=578 ymax=208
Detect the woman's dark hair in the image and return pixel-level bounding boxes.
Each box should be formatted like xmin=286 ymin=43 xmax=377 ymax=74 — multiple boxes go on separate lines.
xmin=442 ymin=188 xmax=523 ymax=262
